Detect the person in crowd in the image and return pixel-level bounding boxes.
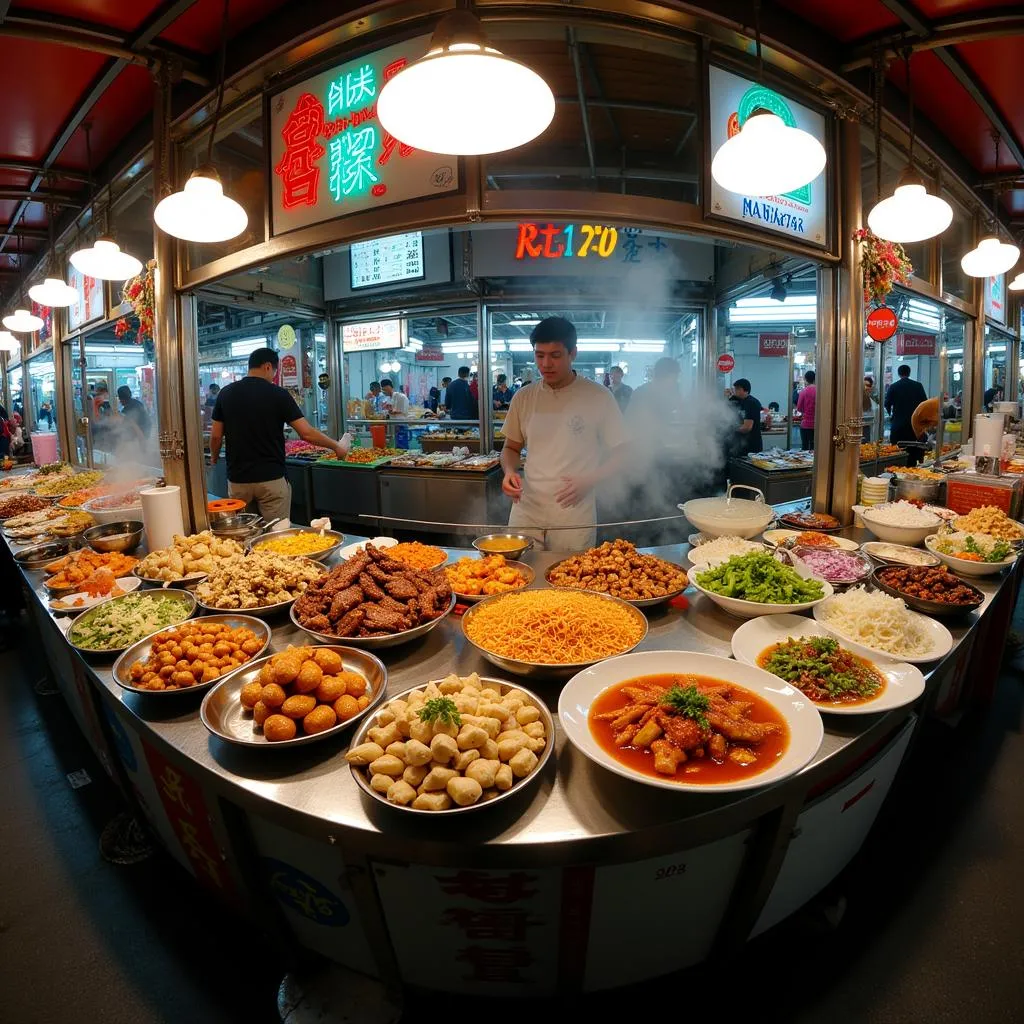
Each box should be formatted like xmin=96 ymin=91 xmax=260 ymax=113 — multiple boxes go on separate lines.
xmin=439 ymin=376 xmax=452 ymax=411
xmin=203 ymin=382 xmax=220 ymax=428
xmin=469 ymin=371 xmax=479 ymax=405
xmin=863 ymin=375 xmax=876 ymax=441
xmin=795 ymin=369 xmax=816 ymax=450
xmin=607 ymin=365 xmax=633 ymax=413
xmin=91 ymin=386 xmax=113 ymax=450
xmin=0 ymin=402 xmax=10 ymax=457
xmin=37 ymin=402 xmax=53 ymax=430
xmin=792 ymin=382 xmax=800 ymax=408
xmin=380 ymin=379 xmax=409 ymax=417
xmin=210 ymin=348 xmax=350 ymax=521
xmin=117 ymin=385 xmax=151 ymax=442
xmin=500 ymin=316 xmax=629 ymax=550
xmin=984 ymin=385 xmax=1004 ymax=412
xmin=426 ymin=386 xmax=441 ymax=413
xmin=492 ymin=373 xmax=513 ymax=410
xmin=731 ymin=378 xmax=763 ymax=455
xmin=444 ymin=365 xmax=477 ymax=420
xmin=365 ymin=381 xmax=383 ymax=414
xmin=884 ymin=363 xmax=928 ymax=467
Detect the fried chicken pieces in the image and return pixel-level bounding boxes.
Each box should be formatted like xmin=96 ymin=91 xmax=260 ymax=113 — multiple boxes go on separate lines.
xmin=294 ymin=543 xmax=453 ymax=638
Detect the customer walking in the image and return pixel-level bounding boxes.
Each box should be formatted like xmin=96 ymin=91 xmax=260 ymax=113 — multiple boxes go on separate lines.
xmin=210 ymin=348 xmax=350 ymax=522
xmin=884 ymin=364 xmax=928 ymax=467
xmin=731 ymin=378 xmax=763 ymax=455
xmin=795 ymin=369 xmax=816 ymax=450
xmin=607 ymin=365 xmax=633 ymax=413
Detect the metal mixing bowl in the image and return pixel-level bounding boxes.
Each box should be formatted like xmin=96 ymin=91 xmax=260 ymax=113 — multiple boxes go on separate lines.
xmin=472 ymin=533 xmax=535 ymax=560
xmin=83 ymin=520 xmax=144 ymax=554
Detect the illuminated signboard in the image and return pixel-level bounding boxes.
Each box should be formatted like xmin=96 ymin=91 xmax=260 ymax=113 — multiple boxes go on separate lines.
xmin=269 ymin=37 xmax=460 ymax=237
xmin=984 ymin=274 xmax=1006 ymax=325
xmin=896 ymin=332 xmax=936 ymax=357
xmin=66 ymin=264 xmax=105 ymax=332
xmin=708 ymin=66 xmax=828 ymax=247
xmin=342 ymin=319 xmax=407 ymax=354
xmin=350 ymin=231 xmax=424 ymax=289
xmin=758 ymin=333 xmax=789 ymax=357
xmin=30 ymin=301 xmax=53 ymax=349
xmin=512 ymin=223 xmax=677 ymax=263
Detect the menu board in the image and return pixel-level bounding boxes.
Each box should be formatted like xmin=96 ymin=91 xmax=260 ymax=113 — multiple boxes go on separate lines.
xmin=341 ymin=318 xmax=407 ymax=353
xmin=350 ymin=231 xmax=424 ymax=289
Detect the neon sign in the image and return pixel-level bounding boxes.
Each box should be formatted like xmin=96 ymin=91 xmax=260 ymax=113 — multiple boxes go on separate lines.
xmin=514 ymin=223 xmax=620 ymax=260
xmin=269 ymin=37 xmax=458 ymax=237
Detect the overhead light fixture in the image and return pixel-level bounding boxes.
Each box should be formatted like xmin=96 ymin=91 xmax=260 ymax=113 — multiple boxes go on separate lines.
xmin=377 ymin=9 xmax=555 ymax=155
xmin=29 ymin=206 xmax=79 ymax=307
xmin=769 ymin=275 xmax=788 ymax=302
xmin=867 ymin=53 xmax=951 ymax=243
xmin=153 ymin=0 xmax=248 ymax=243
xmin=2 ymin=308 xmax=43 ymax=334
xmin=962 ymin=133 xmax=1020 ymax=278
xmin=710 ymin=1 xmax=826 ymax=197
xmin=69 ymin=126 xmax=144 ymax=281
xmin=1009 ymin=273 xmax=1024 ymax=291
xmin=0 ymin=331 xmax=20 ymax=353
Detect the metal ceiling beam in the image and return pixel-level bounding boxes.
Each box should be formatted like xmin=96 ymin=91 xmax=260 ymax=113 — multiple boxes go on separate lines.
xmin=0 ymin=160 xmax=89 ymax=183
xmin=0 ymin=0 xmax=204 ymax=261
xmin=0 ymin=188 xmax=80 ymax=204
xmin=871 ymin=0 xmax=1024 ymax=169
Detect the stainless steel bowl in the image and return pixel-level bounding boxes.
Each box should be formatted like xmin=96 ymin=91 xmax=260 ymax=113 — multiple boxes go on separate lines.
xmin=133 ymin=566 xmax=209 ymax=589
xmin=472 ymin=533 xmax=535 ymax=561
xmin=209 ymin=512 xmax=262 ymax=540
xmin=83 ymin=520 xmax=144 ymax=554
xmin=450 ymin=560 xmax=536 ymax=603
xmin=199 ymin=645 xmax=388 ymax=749
xmin=247 ymin=526 xmax=345 ymax=562
xmin=461 ymin=590 xmax=649 ymax=680
xmin=13 ymin=539 xmax=74 ymax=569
xmin=66 ymin=589 xmax=197 ymax=657
xmin=348 ymin=677 xmax=554 ymax=816
xmin=871 ymin=565 xmax=983 ymax=618
xmin=193 ymin=557 xmax=326 ymax=619
xmin=111 ymin=614 xmax=272 ymax=695
xmin=544 ymin=556 xmax=688 ymax=608
xmin=289 ymin=592 xmax=457 ymax=649
xmin=890 ymin=476 xmax=944 ymax=504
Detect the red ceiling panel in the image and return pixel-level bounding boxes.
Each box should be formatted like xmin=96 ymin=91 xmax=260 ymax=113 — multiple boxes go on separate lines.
xmin=0 ymin=40 xmax=106 ymax=160
xmin=914 ymin=0 xmax=1023 ymax=17
xmin=0 ymin=173 xmax=33 ymax=189
xmin=0 ymin=202 xmax=18 ymax=225
xmin=955 ymin=38 xmax=1024 ymax=166
xmin=774 ymin=0 xmax=901 ymax=43
xmin=11 ymin=0 xmax=164 ymax=34
xmin=159 ymin=0 xmax=292 ymax=53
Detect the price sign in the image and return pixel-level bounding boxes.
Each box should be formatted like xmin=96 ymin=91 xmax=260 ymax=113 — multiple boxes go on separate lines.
xmin=866 ymin=306 xmax=898 ymax=342
xmin=717 ymin=353 xmax=735 ymax=373
xmin=514 ymin=222 xmax=620 ymax=261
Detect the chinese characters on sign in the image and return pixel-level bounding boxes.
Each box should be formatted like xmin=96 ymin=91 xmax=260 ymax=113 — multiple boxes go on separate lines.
xmin=66 ymin=264 xmax=105 ymax=332
xmin=758 ymin=333 xmax=790 ymax=357
xmin=350 ymin=231 xmax=424 ymax=289
xmin=895 ymin=332 xmax=936 ymax=357
xmin=280 ymin=353 xmax=299 ymax=387
xmin=270 ymin=37 xmax=459 ymax=236
xmin=341 ymin=318 xmax=407 ymax=353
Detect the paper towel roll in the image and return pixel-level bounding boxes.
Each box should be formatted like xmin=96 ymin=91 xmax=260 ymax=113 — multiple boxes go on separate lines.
xmin=973 ymin=413 xmax=1005 ymax=459
xmin=140 ymin=484 xmax=185 ymax=551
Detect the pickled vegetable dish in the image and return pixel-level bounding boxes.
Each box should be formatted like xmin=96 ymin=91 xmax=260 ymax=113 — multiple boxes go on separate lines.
xmin=69 ymin=593 xmax=191 ymax=651
xmin=757 ymin=636 xmax=886 ymax=706
xmin=589 ymin=674 xmax=788 ymax=784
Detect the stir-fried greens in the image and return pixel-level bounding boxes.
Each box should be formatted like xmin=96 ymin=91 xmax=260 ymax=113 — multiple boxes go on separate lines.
xmin=757 ymin=636 xmax=885 ymax=704
xmin=69 ymin=593 xmax=191 ymax=651
xmin=695 ymin=551 xmax=824 ymax=604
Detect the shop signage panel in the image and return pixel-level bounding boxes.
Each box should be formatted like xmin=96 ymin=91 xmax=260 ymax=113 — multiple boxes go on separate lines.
xmin=866 ymin=305 xmax=898 ymax=341
xmin=342 ymin=318 xmax=407 ymax=353
xmin=416 ymin=343 xmax=444 ymax=362
xmin=708 ymin=66 xmax=828 ymax=248
xmin=758 ymin=332 xmax=790 ymax=357
xmin=895 ymin=332 xmax=935 ymax=356
xmin=372 ymin=861 xmax=561 ymax=996
xmin=281 ymin=353 xmax=299 ymax=387
xmin=66 ymin=264 xmax=105 ymax=332
xmin=269 ymin=36 xmax=460 ymax=237
xmin=716 ymin=352 xmax=735 ymax=373
xmin=277 ymin=324 xmax=296 ymax=349
xmin=30 ymin=301 xmax=53 ymax=349
xmin=350 ymin=230 xmax=424 ymax=289
xmin=984 ymin=274 xmax=1006 ymax=324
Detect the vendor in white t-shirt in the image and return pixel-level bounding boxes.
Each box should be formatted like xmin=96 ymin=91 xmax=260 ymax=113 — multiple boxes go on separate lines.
xmin=380 ymin=379 xmax=409 ymax=417
xmin=500 ymin=317 xmax=630 ymax=550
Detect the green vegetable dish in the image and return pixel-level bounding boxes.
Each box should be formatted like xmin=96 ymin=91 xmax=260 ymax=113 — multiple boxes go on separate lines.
xmin=933 ymin=533 xmax=1013 ymax=563
xmin=757 ymin=635 xmax=886 ymax=706
xmin=69 ymin=593 xmax=192 ymax=651
xmin=694 ymin=551 xmax=824 ymax=604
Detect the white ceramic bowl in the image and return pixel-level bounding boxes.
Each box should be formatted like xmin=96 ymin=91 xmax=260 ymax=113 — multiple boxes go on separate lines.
xmin=689 ymin=572 xmax=832 ymax=619
xmin=558 ymin=650 xmax=824 ymax=793
xmin=924 ymin=534 xmax=1017 ymax=577
xmin=858 ymin=506 xmax=941 ymax=546
xmin=730 ymin=614 xmax=926 ymax=715
xmin=679 ymin=495 xmax=775 ymax=539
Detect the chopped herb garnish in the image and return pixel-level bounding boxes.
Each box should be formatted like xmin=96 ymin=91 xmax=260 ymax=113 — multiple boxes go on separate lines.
xmin=661 ymin=684 xmax=711 ymax=730
xmin=418 ymin=696 xmax=462 ymax=728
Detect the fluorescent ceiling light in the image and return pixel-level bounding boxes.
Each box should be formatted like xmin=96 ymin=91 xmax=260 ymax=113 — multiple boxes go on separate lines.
xmin=70 ymin=238 xmax=142 ymax=281
xmin=961 ymin=236 xmax=1020 ymax=278
xmin=988 ymin=345 xmax=1006 ymax=353
xmin=28 ymin=278 xmax=77 ymax=308
xmin=508 ymin=342 xmax=533 ymax=352
xmin=507 ymin=318 xmax=540 ymax=327
xmin=230 ymin=339 xmax=268 ymax=357
xmin=154 ymin=167 xmax=248 ymax=243
xmin=2 ymin=308 xmax=43 ymax=333
xmin=377 ymin=10 xmax=554 ymax=156
xmin=0 ymin=331 xmax=20 ymax=353
xmin=867 ymin=173 xmax=952 ymax=243
xmin=735 ymin=294 xmax=816 ymax=307
xmin=711 ymin=112 xmax=826 ymax=198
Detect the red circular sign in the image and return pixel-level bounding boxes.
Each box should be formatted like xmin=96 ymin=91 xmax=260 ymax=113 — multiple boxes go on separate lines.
xmin=866 ymin=305 xmax=898 ymax=342
xmin=717 ymin=353 xmax=736 ymax=373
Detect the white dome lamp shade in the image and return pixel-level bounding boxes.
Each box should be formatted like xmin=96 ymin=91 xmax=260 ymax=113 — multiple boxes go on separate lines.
xmin=1009 ymin=272 xmax=1024 ymax=291
xmin=28 ymin=277 xmax=78 ymax=308
xmin=0 ymin=331 xmax=21 ymax=353
xmin=377 ymin=9 xmax=555 ymax=155
xmin=153 ymin=165 xmax=248 ymax=243
xmin=867 ymin=166 xmax=953 ymax=243
xmin=69 ymin=237 xmax=143 ymax=281
xmin=2 ymin=308 xmax=44 ymax=333
xmin=961 ymin=235 xmax=1020 ymax=278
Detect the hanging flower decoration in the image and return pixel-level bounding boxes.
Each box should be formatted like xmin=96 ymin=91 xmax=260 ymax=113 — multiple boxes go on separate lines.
xmin=853 ymin=228 xmax=913 ymax=306
xmin=114 ymin=259 xmax=156 ymax=343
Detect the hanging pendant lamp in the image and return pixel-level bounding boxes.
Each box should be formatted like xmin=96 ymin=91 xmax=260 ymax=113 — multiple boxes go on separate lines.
xmin=1009 ymin=273 xmax=1024 ymax=291
xmin=710 ymin=0 xmax=826 ymax=197
xmin=377 ymin=8 xmax=554 ymax=156
xmin=3 ymin=308 xmax=44 ymax=333
xmin=154 ymin=0 xmax=248 ymax=242
xmin=0 ymin=331 xmax=20 ymax=353
xmin=29 ymin=209 xmax=77 ymax=307
xmin=867 ymin=52 xmax=951 ymax=243
xmin=961 ymin=133 xmax=1020 ymax=278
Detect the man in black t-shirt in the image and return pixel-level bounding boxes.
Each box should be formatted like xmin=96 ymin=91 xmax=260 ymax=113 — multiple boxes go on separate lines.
xmin=884 ymin=364 xmax=928 ymax=467
xmin=210 ymin=348 xmax=349 ymax=522
xmin=731 ymin=378 xmax=763 ymax=454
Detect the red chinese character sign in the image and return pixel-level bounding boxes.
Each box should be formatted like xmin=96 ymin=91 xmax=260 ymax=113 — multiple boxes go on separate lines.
xmin=269 ymin=37 xmax=459 ymax=236
xmin=866 ymin=305 xmax=898 ymax=342
xmin=895 ymin=332 xmax=935 ymax=357
xmin=758 ymin=333 xmax=789 ymax=357
xmin=716 ymin=353 xmax=735 ymax=373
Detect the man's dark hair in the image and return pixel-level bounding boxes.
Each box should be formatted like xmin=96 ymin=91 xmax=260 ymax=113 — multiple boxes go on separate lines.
xmin=768 ymin=401 xmax=780 ymax=411
xmin=441 ymin=376 xmax=452 ymax=386
xmin=804 ymin=369 xmax=815 ymax=384
xmin=117 ymin=385 xmax=132 ymax=402
xmin=898 ymin=364 xmax=911 ymax=378
xmin=209 ymin=383 xmax=220 ymax=394
xmin=864 ymin=375 xmax=874 ymax=386
xmin=496 ymin=373 xmax=507 ymax=385
xmin=610 ymin=365 xmax=624 ymax=376
xmin=249 ymin=347 xmax=279 ymax=370
xmin=369 ymin=381 xmax=381 ymax=392
xmin=530 ymin=316 xmax=577 ymax=352
xmin=733 ymin=378 xmax=751 ymax=393
xmin=457 ymin=366 xmax=470 ymax=378
xmin=380 ymin=378 xmax=393 ymax=389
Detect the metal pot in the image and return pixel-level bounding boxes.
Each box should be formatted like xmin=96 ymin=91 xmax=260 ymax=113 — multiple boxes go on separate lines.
xmin=890 ymin=476 xmax=944 ymax=504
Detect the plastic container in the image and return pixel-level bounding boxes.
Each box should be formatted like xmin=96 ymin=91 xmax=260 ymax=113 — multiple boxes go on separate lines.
xmin=31 ymin=432 xmax=57 ymax=465
xmin=369 ymin=424 xmax=386 ymax=448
